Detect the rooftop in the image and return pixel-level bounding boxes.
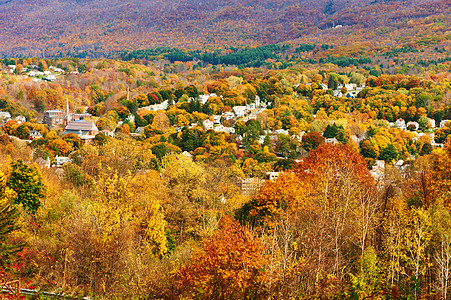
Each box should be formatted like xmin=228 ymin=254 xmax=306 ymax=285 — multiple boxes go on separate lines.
xmin=65 ymin=120 xmax=98 ymax=131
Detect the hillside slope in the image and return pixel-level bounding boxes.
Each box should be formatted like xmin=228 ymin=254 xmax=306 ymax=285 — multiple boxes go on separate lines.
xmin=0 ymin=0 xmax=448 ymax=57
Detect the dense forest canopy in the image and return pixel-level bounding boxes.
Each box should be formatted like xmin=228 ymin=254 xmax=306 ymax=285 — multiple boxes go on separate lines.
xmin=0 ymin=0 xmax=448 ymax=57
xmin=0 ymin=0 xmax=451 ymax=298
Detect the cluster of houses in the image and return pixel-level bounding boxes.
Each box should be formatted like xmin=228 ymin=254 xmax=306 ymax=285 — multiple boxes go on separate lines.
xmin=0 ymin=111 xmax=27 ymax=124
xmin=2 ymin=65 xmax=64 ymax=82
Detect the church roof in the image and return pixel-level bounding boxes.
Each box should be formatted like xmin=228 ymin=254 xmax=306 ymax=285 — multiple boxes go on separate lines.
xmin=65 ymin=120 xmax=98 ymax=131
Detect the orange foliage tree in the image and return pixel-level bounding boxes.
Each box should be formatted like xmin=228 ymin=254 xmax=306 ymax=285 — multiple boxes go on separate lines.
xmin=176 ymin=216 xmax=269 ymax=299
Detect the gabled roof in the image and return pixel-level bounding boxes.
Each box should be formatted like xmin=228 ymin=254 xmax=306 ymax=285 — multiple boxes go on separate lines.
xmin=65 ymin=120 xmax=98 ymax=131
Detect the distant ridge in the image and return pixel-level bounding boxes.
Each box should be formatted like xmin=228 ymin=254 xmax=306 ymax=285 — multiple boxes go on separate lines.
xmin=0 ymin=0 xmax=448 ymax=58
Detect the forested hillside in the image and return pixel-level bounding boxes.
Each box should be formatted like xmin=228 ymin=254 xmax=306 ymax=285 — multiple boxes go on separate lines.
xmin=0 ymin=0 xmax=448 ymax=57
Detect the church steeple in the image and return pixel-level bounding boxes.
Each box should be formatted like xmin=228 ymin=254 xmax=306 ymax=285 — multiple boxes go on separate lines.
xmin=66 ymin=97 xmax=70 ymax=126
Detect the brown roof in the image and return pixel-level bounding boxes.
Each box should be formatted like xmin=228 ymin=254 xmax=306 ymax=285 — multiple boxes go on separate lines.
xmin=65 ymin=120 xmax=98 ymax=131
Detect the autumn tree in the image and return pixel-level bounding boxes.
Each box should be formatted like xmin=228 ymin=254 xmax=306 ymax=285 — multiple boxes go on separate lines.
xmin=245 ymin=144 xmax=378 ymax=296
xmin=7 ymin=160 xmax=46 ymax=214
xmin=176 ymin=216 xmax=269 ymax=299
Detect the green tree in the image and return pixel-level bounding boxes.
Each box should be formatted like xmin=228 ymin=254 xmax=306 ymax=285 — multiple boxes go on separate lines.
xmin=15 ymin=124 xmax=30 ymax=139
xmin=420 ymin=143 xmax=433 ymax=156
xmin=7 ymin=160 xmax=46 ymax=214
xmin=0 ymin=171 xmax=24 ymax=265
xmin=0 ymin=204 xmax=23 ymax=265
xmin=379 ymin=144 xmax=398 ymax=163
xmin=302 ymin=131 xmax=325 ymax=152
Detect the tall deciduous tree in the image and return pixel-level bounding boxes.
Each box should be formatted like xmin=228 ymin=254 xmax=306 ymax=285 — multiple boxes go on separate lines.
xmin=177 ymin=216 xmax=269 ymax=299
xmin=7 ymin=160 xmax=46 ymax=214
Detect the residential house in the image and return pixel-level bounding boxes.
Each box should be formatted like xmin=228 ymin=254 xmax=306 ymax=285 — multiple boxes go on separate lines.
xmin=233 ymin=106 xmax=248 ymax=118
xmin=0 ymin=112 xmax=11 ymax=121
xmin=325 ymin=137 xmax=338 ymax=144
xmin=135 ymin=127 xmax=145 ymax=134
xmin=394 ymin=119 xmax=406 ymax=130
xmin=212 ymin=115 xmax=222 ymax=125
xmin=141 ymin=100 xmax=169 ymax=111
xmin=182 ymin=151 xmax=193 ymax=160
xmin=203 ymin=119 xmax=214 ymax=130
xmin=266 ymin=172 xmax=280 ymax=181
xmin=44 ymin=74 xmax=57 ymax=81
xmin=406 ymin=121 xmax=419 ymax=131
xmin=29 ymin=130 xmax=43 ymax=139
xmin=274 ymin=129 xmax=289 ymax=135
xmin=440 ymin=120 xmax=451 ymax=128
xmin=14 ymin=115 xmax=26 ymax=124
xmin=54 ymin=155 xmax=72 ymax=167
xmin=100 ymin=129 xmax=115 ymax=137
xmin=213 ymin=125 xmax=235 ymax=134
xmin=370 ymin=160 xmax=385 ymax=180
xmin=222 ymin=111 xmax=235 ymax=120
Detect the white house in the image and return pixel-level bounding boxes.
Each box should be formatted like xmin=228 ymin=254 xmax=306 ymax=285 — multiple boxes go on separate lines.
xmin=0 ymin=112 xmax=11 ymax=120
xmin=54 ymin=155 xmax=72 ymax=167
xmin=222 ymin=111 xmax=235 ymax=120
xmin=274 ymin=129 xmax=289 ymax=135
xmin=213 ymin=125 xmax=235 ymax=134
xmin=203 ymin=119 xmax=214 ymax=130
xmin=15 ymin=115 xmax=26 ymax=124
xmin=44 ymin=74 xmax=57 ymax=81
xmin=325 ymin=137 xmax=338 ymax=144
xmin=212 ymin=115 xmax=222 ymax=125
xmin=406 ymin=121 xmax=419 ymax=131
xmin=440 ymin=120 xmax=451 ymax=128
xmin=126 ymin=114 xmax=135 ymax=123
xmin=395 ymin=119 xmax=406 ymax=130
xmin=141 ymin=100 xmax=169 ymax=111
xmin=370 ymin=160 xmax=385 ymax=180
xmin=233 ymin=106 xmax=248 ymax=118
xmin=266 ymin=172 xmax=280 ymax=181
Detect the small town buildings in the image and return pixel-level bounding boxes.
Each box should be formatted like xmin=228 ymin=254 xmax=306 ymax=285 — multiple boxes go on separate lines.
xmin=222 ymin=111 xmax=235 ymax=120
xmin=213 ymin=125 xmax=235 ymax=134
xmin=141 ymin=100 xmax=169 ymax=111
xmin=100 ymin=129 xmax=115 ymax=137
xmin=274 ymin=129 xmax=289 ymax=135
